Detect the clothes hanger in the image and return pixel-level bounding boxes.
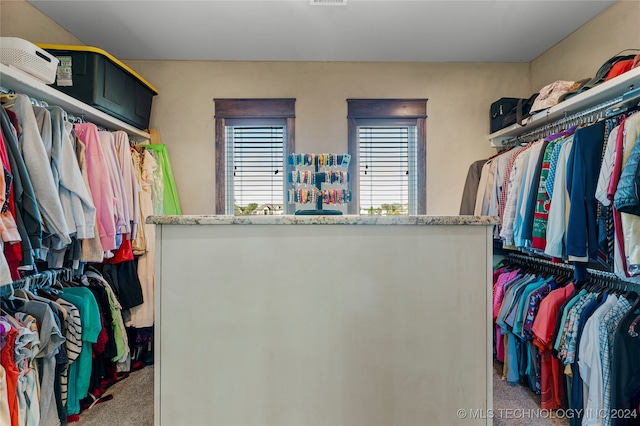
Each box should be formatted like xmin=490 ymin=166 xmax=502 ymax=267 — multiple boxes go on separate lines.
xmin=35 ymin=270 xmax=61 ymax=294
xmin=0 ymin=93 xmax=17 ymax=103
xmin=14 ymin=288 xmax=35 ymax=301
xmin=14 ymin=274 xmax=43 ymax=300
xmin=0 ymin=93 xmax=17 ymax=109
xmin=626 ymin=291 xmax=640 ymax=338
xmin=0 ymin=280 xmax=29 ymax=315
xmin=554 ymin=273 xmax=571 ymax=287
xmin=85 ymin=264 xmax=104 ymax=277
xmin=606 ymin=87 xmax=640 ymax=117
xmin=0 ymin=281 xmax=15 ymax=300
xmin=628 ymin=311 xmax=640 ymax=338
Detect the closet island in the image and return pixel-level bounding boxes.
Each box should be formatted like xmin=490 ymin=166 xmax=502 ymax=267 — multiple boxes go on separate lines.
xmin=147 ymin=214 xmax=498 ymax=426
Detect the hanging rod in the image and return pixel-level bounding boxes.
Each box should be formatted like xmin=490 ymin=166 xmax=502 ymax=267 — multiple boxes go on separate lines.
xmin=0 ymin=267 xmax=73 ymax=296
xmin=2 ymin=84 xmax=88 ymax=124
xmin=502 ymin=96 xmax=625 ymax=146
xmin=503 ymin=252 xmax=640 ymax=290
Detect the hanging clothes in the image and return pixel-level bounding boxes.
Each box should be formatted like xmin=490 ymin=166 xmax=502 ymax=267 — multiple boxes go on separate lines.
xmin=617 ymin=113 xmax=640 ymax=274
xmin=493 ymin=256 xmax=640 ymax=426
xmin=566 ymin=121 xmax=606 ymax=262
xmin=48 ymin=107 xmax=97 ymax=269
xmin=141 ymin=144 xmax=181 ymax=215
xmin=7 ymin=95 xmax=71 ymax=251
xmin=112 ymin=131 xmax=139 ymax=240
xmin=0 ymin=131 xmax=21 ymax=246
xmin=0 ymin=318 xmax=20 ymax=426
xmin=544 ymin=135 xmax=575 ymax=259
xmin=0 ymin=78 xmax=170 ymax=426
xmin=1 ymin=107 xmax=40 ymax=274
xmin=97 ymin=131 xmax=130 ymax=239
xmin=611 ymin=301 xmax=640 ymax=426
xmin=459 ymin=159 xmax=487 ymax=215
xmin=500 ymin=142 xmax=535 ymax=248
xmin=127 ymin=148 xmax=157 ymax=328
xmin=470 ymin=107 xmax=640 ymax=283
xmin=73 ymin=123 xmax=118 ymax=253
xmin=73 ymin=137 xmax=104 ymax=264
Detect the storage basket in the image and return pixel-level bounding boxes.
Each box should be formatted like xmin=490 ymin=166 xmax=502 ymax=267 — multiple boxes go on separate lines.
xmin=0 ymin=37 xmax=59 ymax=84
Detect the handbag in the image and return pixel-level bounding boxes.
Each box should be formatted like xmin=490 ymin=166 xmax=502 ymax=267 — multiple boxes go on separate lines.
xmin=490 ymin=93 xmax=538 ymax=133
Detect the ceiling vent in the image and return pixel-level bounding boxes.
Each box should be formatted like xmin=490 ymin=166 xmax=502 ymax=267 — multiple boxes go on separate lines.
xmin=310 ymin=0 xmax=347 ymax=5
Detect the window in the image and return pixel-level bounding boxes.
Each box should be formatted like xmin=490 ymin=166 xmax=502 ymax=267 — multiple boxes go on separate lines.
xmin=215 ymin=99 xmax=296 ymax=215
xmin=347 ymin=99 xmax=427 ymax=215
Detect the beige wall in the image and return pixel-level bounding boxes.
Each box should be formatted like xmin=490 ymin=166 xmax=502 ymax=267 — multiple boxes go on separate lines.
xmin=3 ymin=0 xmax=636 ymax=215
xmin=0 ymin=0 xmax=84 ymax=45
xmin=530 ymin=0 xmax=640 ymax=91
xmin=1 ymin=0 xmax=531 ymax=216
xmin=125 ymin=60 xmax=528 ymax=215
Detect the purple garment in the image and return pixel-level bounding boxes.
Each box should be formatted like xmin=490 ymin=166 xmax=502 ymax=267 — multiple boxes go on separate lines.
xmin=0 ymin=316 xmax=10 ymax=350
xmin=522 ymin=280 xmax=556 ymax=340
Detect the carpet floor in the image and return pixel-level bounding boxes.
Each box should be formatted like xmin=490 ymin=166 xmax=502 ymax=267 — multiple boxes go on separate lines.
xmin=76 ymin=366 xmax=154 ymax=426
xmin=74 ymin=363 xmax=574 ymax=425
xmin=493 ymin=361 xmax=569 ymax=426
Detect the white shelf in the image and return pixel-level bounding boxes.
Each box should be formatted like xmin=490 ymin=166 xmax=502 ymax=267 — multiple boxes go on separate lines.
xmin=0 ymin=64 xmax=150 ymax=141
xmin=488 ymin=66 xmax=640 ymax=147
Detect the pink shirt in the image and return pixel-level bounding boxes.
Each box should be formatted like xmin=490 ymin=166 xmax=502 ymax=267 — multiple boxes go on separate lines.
xmin=74 ymin=123 xmax=117 ymax=251
xmin=492 ymin=269 xmax=520 ymax=320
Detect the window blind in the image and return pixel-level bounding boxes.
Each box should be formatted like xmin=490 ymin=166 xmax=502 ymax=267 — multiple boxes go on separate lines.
xmin=359 ymin=126 xmax=417 ymax=215
xmin=225 ymin=125 xmax=285 ymax=215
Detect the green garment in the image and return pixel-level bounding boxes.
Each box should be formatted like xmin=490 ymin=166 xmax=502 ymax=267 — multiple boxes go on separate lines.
xmin=553 ymin=289 xmax=587 ymax=352
xmin=140 ymin=144 xmax=181 ymax=215
xmin=60 ymin=287 xmax=101 ymax=413
xmin=103 ymin=283 xmax=127 ymax=362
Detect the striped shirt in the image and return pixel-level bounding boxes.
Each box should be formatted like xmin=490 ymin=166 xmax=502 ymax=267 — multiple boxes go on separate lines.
xmin=56 ymin=297 xmax=82 ymax=407
xmin=545 ymin=140 xmax=565 ymax=199
xmin=599 ymin=296 xmax=632 ymax=426
xmin=498 ymin=146 xmax=525 ymax=221
xmin=559 ymin=292 xmax=597 ymax=364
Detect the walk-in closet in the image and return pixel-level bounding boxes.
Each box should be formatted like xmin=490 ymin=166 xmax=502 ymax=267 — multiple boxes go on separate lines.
xmin=1 ymin=0 xmax=639 ymax=425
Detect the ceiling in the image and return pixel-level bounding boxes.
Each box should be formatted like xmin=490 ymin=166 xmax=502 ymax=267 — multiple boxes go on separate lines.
xmin=28 ymin=0 xmax=616 ymax=63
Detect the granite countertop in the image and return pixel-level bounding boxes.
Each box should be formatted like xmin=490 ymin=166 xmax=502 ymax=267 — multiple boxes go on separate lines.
xmin=146 ymin=215 xmax=499 ymax=225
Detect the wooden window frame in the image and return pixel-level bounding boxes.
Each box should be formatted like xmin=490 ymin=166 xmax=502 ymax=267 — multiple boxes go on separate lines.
xmin=214 ymin=98 xmax=296 ymax=215
xmin=347 ymin=99 xmax=427 ymax=215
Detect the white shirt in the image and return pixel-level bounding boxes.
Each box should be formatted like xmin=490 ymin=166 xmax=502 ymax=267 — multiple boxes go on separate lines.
xmin=544 ymin=136 xmax=574 ymax=259
xmin=474 ymin=160 xmax=491 ymax=216
xmin=500 ymin=146 xmax=532 ymax=246
xmin=578 ymin=294 xmax=618 ymax=426
xmin=595 ymin=126 xmax=620 ymax=206
xmin=489 ymin=149 xmax=517 ymax=217
xmin=514 ymin=140 xmax=545 ymax=248
xmin=620 ymin=113 xmax=640 ymax=270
